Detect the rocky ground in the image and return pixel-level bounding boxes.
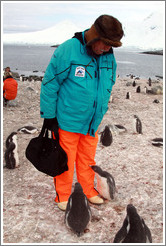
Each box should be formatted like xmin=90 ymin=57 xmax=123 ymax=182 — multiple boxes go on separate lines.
xmin=3 ymin=76 xmax=163 ymax=244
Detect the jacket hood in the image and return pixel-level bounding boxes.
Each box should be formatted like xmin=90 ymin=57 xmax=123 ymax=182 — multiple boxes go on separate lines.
xmin=72 ymin=31 xmax=113 ymax=59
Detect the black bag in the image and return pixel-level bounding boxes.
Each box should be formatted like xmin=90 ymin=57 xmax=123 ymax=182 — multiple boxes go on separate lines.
xmin=25 ymin=125 xmax=68 ymax=177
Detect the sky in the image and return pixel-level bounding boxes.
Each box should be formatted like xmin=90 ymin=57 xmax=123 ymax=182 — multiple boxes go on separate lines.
xmin=2 ymin=1 xmax=165 ymax=34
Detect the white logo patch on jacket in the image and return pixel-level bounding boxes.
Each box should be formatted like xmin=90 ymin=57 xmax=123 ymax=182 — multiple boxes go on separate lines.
xmin=75 ymin=66 xmax=85 ymax=77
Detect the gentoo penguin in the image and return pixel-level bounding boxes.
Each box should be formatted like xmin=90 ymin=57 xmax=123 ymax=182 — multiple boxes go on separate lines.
xmin=113 ymin=204 xmax=152 ymax=243
xmin=126 ymin=92 xmax=131 ymax=99
xmin=132 ymin=80 xmax=136 ymax=87
xmin=144 ymin=86 xmax=148 ymax=94
xmin=90 ymin=165 xmax=116 ymax=200
xmin=17 ymin=126 xmax=38 ymax=134
xmin=4 ymin=132 xmax=19 ymax=169
xmin=148 ymin=77 xmax=152 ymax=86
xmin=136 ymin=86 xmax=141 ymax=93
xmin=153 ymin=99 xmax=160 ymax=103
xmin=114 ymin=124 xmax=127 ymax=134
xmin=65 ymin=182 xmax=91 ymax=237
xmin=100 ymin=125 xmax=113 ymax=146
xmin=133 ymin=115 xmax=142 ymax=134
xmin=151 ymin=138 xmax=163 ymax=147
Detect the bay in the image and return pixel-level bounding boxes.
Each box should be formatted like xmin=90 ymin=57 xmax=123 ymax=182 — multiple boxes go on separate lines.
xmin=3 ymin=45 xmax=163 ymax=79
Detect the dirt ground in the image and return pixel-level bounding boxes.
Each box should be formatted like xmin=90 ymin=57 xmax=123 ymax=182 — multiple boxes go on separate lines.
xmin=2 ymin=76 xmax=164 ymax=244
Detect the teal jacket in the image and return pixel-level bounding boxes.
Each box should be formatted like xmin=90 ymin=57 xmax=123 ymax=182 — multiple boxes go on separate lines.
xmin=40 ymin=30 xmax=117 ymax=137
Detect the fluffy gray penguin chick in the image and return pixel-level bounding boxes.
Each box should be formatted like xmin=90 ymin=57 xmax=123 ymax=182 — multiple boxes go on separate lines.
xmin=91 ymin=165 xmax=116 ymax=200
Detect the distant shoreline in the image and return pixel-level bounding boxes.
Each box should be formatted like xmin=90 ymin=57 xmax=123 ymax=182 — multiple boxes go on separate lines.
xmin=140 ymin=50 xmax=163 ymax=56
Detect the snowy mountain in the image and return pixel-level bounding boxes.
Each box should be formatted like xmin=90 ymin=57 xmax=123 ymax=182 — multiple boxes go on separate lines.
xmin=3 ymin=20 xmax=82 ymax=46
xmin=3 ymin=12 xmax=164 ymax=50
xmin=122 ymin=11 xmax=164 ymax=50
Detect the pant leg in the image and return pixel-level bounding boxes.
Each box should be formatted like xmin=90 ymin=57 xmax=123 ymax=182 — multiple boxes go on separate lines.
xmin=76 ymin=131 xmax=99 ymax=199
xmin=54 ymin=129 xmax=80 ymax=202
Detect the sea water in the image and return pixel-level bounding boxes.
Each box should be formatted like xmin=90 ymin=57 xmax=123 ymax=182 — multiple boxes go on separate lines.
xmin=3 ymin=45 xmax=163 ymax=79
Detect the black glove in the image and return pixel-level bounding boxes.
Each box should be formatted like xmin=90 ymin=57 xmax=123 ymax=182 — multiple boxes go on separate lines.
xmin=43 ymin=118 xmax=59 ymax=139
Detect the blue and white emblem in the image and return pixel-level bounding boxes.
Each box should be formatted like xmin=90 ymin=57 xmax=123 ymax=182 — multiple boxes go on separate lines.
xmin=75 ymin=66 xmax=85 ymax=77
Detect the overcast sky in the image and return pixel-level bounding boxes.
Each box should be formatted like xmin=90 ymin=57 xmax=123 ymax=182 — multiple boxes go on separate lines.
xmin=2 ymin=1 xmax=165 ymax=33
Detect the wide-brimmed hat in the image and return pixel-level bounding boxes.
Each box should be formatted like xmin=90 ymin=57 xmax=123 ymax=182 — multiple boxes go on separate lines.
xmin=86 ymin=15 xmax=124 ymax=47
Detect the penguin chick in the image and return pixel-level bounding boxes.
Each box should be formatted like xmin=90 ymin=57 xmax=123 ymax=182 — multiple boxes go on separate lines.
xmin=90 ymin=165 xmax=116 ymax=200
xmin=113 ymin=204 xmax=152 ymax=243
xmin=65 ymin=182 xmax=91 ymax=237
xmin=100 ymin=125 xmax=113 ymax=146
xmin=133 ymin=115 xmax=142 ymax=134
xmin=17 ymin=126 xmax=38 ymax=134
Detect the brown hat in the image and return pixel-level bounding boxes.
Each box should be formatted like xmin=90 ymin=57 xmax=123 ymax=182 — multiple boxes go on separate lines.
xmin=85 ymin=15 xmax=124 ymax=47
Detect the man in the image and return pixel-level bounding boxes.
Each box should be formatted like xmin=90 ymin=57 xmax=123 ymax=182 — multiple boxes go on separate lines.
xmin=40 ymin=15 xmax=124 ymax=210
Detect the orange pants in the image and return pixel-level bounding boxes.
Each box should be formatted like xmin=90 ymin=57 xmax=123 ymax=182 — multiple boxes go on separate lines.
xmin=53 ymin=129 xmax=99 ymax=202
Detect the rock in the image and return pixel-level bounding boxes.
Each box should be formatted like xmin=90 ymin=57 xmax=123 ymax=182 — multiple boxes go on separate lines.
xmin=151 ymin=85 xmax=163 ymax=95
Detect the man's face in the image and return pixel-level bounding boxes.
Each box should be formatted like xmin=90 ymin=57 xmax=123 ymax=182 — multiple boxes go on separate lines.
xmin=91 ymin=40 xmax=112 ymax=55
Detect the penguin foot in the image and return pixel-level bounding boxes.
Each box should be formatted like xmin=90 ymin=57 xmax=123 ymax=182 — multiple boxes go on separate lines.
xmin=88 ymin=196 xmax=104 ymax=205
xmin=57 ymin=201 xmax=68 ymax=211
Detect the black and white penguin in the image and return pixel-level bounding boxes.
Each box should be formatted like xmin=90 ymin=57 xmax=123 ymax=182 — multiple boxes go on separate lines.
xmin=90 ymin=165 xmax=116 ymax=200
xmin=17 ymin=126 xmax=38 ymax=134
xmin=132 ymin=80 xmax=136 ymax=87
xmin=136 ymin=86 xmax=141 ymax=93
xmin=144 ymin=86 xmax=148 ymax=94
xmin=153 ymin=99 xmax=160 ymax=103
xmin=148 ymin=77 xmax=152 ymax=86
xmin=133 ymin=115 xmax=142 ymax=134
xmin=114 ymin=125 xmax=127 ymax=134
xmin=126 ymin=92 xmax=131 ymax=99
xmin=151 ymin=138 xmax=163 ymax=147
xmin=4 ymin=132 xmax=19 ymax=169
xmin=65 ymin=182 xmax=91 ymax=237
xmin=100 ymin=125 xmax=113 ymax=146
xmin=113 ymin=204 xmax=152 ymax=243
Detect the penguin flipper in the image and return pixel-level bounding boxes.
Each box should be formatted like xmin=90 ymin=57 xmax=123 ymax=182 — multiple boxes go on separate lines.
xmin=85 ymin=195 xmax=92 ymax=221
xmin=113 ymin=217 xmax=128 ymax=243
xmin=142 ymin=218 xmax=152 ymax=243
xmin=107 ymin=175 xmax=116 ymax=200
xmin=65 ymin=195 xmax=72 ymax=227
xmin=4 ymin=142 xmax=16 ymax=169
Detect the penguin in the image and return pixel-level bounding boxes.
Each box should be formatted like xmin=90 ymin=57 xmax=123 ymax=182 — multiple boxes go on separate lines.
xmin=65 ymin=182 xmax=91 ymax=237
xmin=132 ymin=80 xmax=136 ymax=87
xmin=4 ymin=132 xmax=19 ymax=169
xmin=113 ymin=204 xmax=152 ymax=243
xmin=114 ymin=124 xmax=127 ymax=134
xmin=136 ymin=86 xmax=141 ymax=93
xmin=153 ymin=99 xmax=160 ymax=103
xmin=133 ymin=115 xmax=142 ymax=134
xmin=148 ymin=77 xmax=152 ymax=86
xmin=90 ymin=165 xmax=116 ymax=200
xmin=100 ymin=125 xmax=113 ymax=146
xmin=17 ymin=126 xmax=38 ymax=134
xmin=126 ymin=92 xmax=131 ymax=99
xmin=144 ymin=86 xmax=148 ymax=94
xmin=151 ymin=138 xmax=163 ymax=147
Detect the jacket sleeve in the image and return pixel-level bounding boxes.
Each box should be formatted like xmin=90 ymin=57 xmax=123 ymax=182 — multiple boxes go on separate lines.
xmin=40 ymin=42 xmax=71 ymax=119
